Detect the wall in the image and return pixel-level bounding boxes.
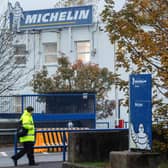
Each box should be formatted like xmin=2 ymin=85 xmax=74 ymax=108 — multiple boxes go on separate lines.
xmin=68 ymin=129 xmax=128 ymax=162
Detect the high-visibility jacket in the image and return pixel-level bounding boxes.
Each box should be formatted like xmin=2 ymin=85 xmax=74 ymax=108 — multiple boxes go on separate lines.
xmin=19 ymin=110 xmax=35 ymax=143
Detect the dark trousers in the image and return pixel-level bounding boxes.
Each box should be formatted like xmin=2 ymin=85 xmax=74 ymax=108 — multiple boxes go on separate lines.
xmin=12 ymin=142 xmax=35 ymax=165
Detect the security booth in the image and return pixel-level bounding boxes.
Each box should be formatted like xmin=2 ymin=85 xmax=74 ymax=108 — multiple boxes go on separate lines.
xmin=0 ymin=92 xmax=96 ymax=129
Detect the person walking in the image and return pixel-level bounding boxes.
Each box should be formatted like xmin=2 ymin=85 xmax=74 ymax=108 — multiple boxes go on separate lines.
xmin=11 ymin=106 xmax=37 ymax=166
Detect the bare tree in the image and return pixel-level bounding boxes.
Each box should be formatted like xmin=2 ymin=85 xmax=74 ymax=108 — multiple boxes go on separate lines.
xmin=54 ymin=0 xmax=85 ymax=7
xmin=0 ymin=9 xmax=30 ymax=95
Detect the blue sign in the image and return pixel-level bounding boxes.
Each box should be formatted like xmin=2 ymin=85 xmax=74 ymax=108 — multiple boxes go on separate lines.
xmin=9 ymin=3 xmax=93 ymax=32
xmin=129 ymin=74 xmax=152 ymax=150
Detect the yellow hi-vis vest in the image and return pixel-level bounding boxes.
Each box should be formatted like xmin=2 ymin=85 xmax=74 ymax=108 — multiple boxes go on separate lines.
xmin=19 ymin=110 xmax=35 ymax=143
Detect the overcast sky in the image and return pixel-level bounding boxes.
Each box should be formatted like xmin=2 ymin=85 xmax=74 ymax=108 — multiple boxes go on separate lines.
xmin=0 ymin=0 xmax=125 ymax=12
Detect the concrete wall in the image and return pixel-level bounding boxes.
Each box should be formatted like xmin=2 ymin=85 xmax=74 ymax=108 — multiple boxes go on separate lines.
xmin=109 ymin=151 xmax=161 ymax=168
xmin=0 ymin=120 xmax=18 ymax=145
xmin=68 ymin=129 xmax=128 ymax=162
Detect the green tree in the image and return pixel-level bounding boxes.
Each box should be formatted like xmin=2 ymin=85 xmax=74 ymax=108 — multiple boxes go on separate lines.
xmin=33 ymin=57 xmax=118 ymax=119
xmin=101 ymin=0 xmax=168 ymax=153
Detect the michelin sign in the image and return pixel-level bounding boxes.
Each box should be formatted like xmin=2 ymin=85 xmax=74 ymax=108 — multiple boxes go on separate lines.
xmin=129 ymin=74 xmax=152 ymax=151
xmin=8 ymin=2 xmax=93 ymax=32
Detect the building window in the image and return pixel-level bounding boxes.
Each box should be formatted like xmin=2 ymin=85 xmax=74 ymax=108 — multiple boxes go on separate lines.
xmin=43 ymin=43 xmax=57 ymax=64
xmin=76 ymin=41 xmax=91 ymax=63
xmin=14 ymin=44 xmax=27 ymax=65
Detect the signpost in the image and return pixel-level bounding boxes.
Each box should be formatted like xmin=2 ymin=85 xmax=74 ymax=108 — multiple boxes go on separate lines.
xmin=129 ymin=74 xmax=152 ymax=150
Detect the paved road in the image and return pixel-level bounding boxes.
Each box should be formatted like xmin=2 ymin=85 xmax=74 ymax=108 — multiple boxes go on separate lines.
xmin=1 ymin=162 xmax=63 ymax=168
xmin=0 ymin=146 xmax=64 ymax=168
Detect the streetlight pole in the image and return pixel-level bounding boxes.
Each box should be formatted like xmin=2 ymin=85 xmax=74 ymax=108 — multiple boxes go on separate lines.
xmin=114 ymin=41 xmax=119 ymax=127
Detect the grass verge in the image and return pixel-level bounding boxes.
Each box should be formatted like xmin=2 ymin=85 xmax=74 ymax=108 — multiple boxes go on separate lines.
xmin=79 ymin=162 xmax=109 ymax=168
xmin=159 ymin=161 xmax=168 ymax=168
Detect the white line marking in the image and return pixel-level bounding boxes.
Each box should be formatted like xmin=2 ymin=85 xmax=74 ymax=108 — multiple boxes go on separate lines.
xmin=0 ymin=152 xmax=8 ymax=157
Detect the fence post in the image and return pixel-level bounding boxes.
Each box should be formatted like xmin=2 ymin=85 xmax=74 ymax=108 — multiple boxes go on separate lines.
xmin=21 ymin=95 xmax=24 ymax=113
xmin=63 ymin=131 xmax=66 ymax=161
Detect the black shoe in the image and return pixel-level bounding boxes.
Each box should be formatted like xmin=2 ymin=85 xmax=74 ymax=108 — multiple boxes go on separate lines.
xmin=11 ymin=156 xmax=17 ymax=167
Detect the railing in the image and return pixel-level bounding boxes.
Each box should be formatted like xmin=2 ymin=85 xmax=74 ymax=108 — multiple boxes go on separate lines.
xmin=96 ymin=122 xmax=110 ymax=128
xmin=0 ymin=128 xmax=16 ymax=135
xmin=14 ymin=129 xmax=68 ymax=162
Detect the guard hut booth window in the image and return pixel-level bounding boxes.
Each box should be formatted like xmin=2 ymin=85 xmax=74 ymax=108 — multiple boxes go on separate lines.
xmin=44 ymin=92 xmax=96 ymax=128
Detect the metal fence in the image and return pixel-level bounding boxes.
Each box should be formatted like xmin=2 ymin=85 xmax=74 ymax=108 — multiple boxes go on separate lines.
xmin=0 ymin=93 xmax=96 ymax=128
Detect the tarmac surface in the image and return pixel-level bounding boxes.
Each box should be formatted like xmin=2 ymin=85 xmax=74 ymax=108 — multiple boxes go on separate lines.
xmin=2 ymin=162 xmax=63 ymax=168
xmin=0 ymin=146 xmax=64 ymax=168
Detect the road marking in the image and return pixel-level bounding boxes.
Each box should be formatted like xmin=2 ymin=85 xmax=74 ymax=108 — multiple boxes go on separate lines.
xmin=0 ymin=152 xmax=8 ymax=157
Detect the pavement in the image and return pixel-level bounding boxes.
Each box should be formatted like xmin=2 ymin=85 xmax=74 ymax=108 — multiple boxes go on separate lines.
xmin=2 ymin=162 xmax=63 ymax=168
xmin=0 ymin=146 xmax=64 ymax=168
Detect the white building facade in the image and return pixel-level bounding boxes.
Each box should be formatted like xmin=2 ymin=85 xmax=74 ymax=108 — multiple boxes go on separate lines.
xmin=5 ymin=1 xmax=128 ymax=127
xmin=10 ymin=2 xmax=115 ymax=93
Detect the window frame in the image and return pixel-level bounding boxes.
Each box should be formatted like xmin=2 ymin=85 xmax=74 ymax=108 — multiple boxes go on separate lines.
xmin=76 ymin=40 xmax=91 ymax=63
xmin=43 ymin=42 xmax=58 ymax=65
xmin=14 ymin=44 xmax=27 ymax=66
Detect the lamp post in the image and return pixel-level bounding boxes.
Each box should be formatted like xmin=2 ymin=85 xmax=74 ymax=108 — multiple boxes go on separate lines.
xmin=118 ymin=98 xmax=123 ymax=119
xmin=114 ymin=41 xmax=119 ymax=128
